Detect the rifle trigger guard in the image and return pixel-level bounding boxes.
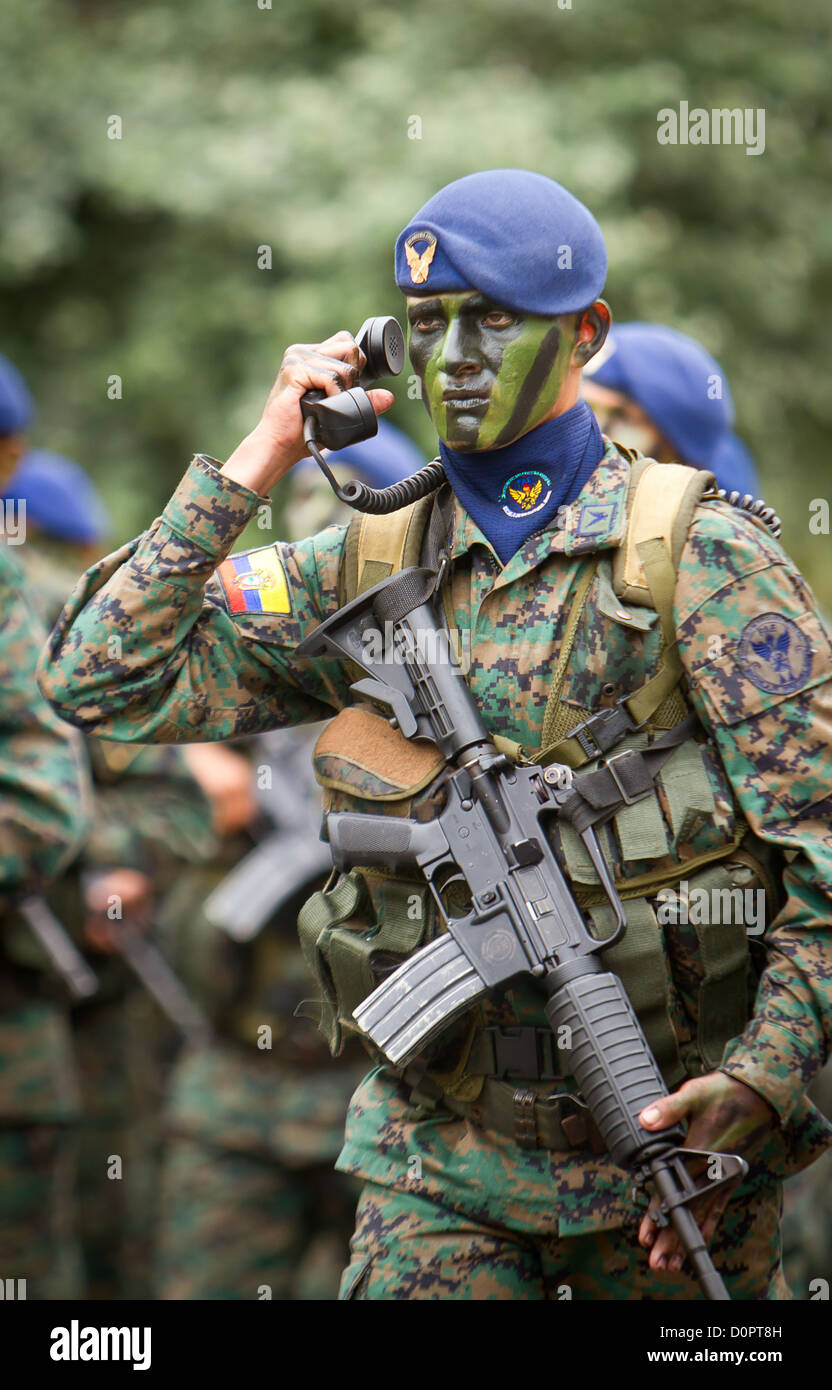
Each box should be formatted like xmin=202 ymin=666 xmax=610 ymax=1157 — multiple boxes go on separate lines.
xmin=636 ymin=1147 xmax=748 ymax=1227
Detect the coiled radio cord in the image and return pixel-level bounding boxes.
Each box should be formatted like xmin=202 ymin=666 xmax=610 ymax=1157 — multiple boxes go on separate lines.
xmin=306 ymin=435 xmax=446 ymax=514
xmin=702 ymin=486 xmax=782 ymax=539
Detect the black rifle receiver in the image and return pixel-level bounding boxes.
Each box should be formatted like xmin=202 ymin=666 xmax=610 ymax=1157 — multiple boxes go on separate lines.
xmin=297 ymin=565 xmax=747 ymax=1301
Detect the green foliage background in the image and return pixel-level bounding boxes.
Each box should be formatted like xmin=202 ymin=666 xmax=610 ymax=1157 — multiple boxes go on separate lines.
xmin=1 ymin=0 xmax=830 ymax=595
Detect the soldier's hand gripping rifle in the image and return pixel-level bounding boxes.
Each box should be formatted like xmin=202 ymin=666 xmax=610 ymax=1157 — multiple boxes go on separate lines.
xmin=297 ymin=565 xmax=747 ymax=1302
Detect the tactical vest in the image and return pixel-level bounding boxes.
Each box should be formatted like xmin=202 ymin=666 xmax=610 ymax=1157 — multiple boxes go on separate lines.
xmin=298 ymin=455 xmax=783 ymax=1123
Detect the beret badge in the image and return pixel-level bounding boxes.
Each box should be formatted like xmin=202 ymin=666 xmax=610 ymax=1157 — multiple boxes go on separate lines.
xmin=404 ymin=230 xmax=438 ymax=285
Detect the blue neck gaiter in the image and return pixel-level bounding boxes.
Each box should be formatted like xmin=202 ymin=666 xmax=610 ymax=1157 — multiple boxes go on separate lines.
xmin=439 ymin=400 xmax=604 ymax=564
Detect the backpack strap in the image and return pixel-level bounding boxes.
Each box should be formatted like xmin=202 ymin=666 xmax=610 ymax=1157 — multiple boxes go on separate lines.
xmin=612 ymin=458 xmax=714 ymax=607
xmin=341 ymin=485 xmax=460 ymax=661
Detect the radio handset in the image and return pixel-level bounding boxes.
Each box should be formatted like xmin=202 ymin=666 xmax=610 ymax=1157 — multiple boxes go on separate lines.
xmin=300 ymin=316 xmax=444 ymax=515
xmin=300 ymin=316 xmax=404 ymax=450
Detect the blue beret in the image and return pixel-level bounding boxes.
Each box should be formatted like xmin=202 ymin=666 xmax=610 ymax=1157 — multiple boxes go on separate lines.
xmin=586 ymin=322 xmax=758 ymax=491
xmin=708 ymin=433 xmax=760 ymax=498
xmin=0 ymin=354 xmax=34 ymax=435
xmin=297 ymin=417 xmax=425 ymax=489
xmin=2 ymin=450 xmax=111 ymax=544
xmin=395 ymin=170 xmax=607 ymax=315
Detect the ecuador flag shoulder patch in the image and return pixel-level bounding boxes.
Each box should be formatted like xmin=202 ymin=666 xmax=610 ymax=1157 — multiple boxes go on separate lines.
xmin=217 ymin=545 xmax=292 ymax=616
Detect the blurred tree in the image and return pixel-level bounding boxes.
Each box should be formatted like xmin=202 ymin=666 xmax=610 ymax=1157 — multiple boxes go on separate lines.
xmin=0 ymin=0 xmax=830 ymax=595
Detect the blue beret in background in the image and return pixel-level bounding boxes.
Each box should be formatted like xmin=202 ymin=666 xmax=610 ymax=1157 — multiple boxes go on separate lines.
xmin=0 ymin=354 xmax=35 ymax=435
xmin=296 ymin=417 xmax=425 ymax=488
xmin=2 ymin=450 xmax=111 ymax=545
xmin=395 ymin=169 xmax=607 ymax=315
xmin=708 ymin=433 xmax=760 ymax=498
xmin=586 ymin=322 xmax=760 ymax=495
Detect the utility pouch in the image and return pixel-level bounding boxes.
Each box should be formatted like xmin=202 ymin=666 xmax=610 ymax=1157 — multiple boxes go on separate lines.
xmin=298 ymin=705 xmax=446 ymax=1054
xmin=298 ymin=869 xmax=436 ymax=1056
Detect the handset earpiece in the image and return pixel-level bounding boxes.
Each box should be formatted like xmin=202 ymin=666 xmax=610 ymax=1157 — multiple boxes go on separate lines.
xmin=354 ymin=315 xmax=406 ymax=386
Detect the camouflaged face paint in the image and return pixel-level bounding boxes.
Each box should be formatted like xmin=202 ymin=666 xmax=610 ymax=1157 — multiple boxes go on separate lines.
xmin=406 ymin=293 xmax=577 ymax=451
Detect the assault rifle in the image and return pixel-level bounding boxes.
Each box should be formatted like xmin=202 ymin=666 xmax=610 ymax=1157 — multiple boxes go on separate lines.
xmin=297 ymin=565 xmax=747 ymax=1301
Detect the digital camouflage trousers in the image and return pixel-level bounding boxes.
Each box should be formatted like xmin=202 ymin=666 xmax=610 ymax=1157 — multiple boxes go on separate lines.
xmin=339 ymin=1176 xmax=792 ymax=1301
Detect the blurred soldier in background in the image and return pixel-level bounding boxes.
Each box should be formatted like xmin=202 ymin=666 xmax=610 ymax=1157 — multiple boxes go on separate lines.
xmin=153 ymin=420 xmax=423 ymax=1300
xmin=0 ymin=357 xmax=93 ymax=1297
xmin=581 ymin=322 xmax=760 ymax=498
xmin=2 ymin=445 xmax=219 ymax=1298
xmin=780 ymin=1070 xmax=832 ymax=1298
xmin=0 ymin=353 xmax=32 ymax=488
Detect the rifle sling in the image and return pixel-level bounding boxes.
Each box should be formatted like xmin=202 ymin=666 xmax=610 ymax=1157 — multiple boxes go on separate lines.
xmin=558 ymin=711 xmax=700 ymax=835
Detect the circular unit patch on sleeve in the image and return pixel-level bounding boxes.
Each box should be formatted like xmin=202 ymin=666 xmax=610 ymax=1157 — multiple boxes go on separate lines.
xmin=736 ymin=612 xmax=813 ymax=695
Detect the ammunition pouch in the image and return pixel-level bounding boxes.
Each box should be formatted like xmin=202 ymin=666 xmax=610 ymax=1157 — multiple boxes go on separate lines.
xmin=298 ymin=868 xmax=436 ymax=1056
xmin=298 ymin=704 xmax=449 ymax=1055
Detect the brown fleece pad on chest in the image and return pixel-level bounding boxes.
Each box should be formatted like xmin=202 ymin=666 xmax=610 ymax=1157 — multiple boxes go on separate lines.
xmin=314 ymin=705 xmax=445 ymax=797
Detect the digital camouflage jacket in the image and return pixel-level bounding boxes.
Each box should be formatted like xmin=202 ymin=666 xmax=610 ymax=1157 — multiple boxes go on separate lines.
xmin=0 ymin=543 xmax=91 ymax=1120
xmin=36 ymin=448 xmax=832 ymax=1232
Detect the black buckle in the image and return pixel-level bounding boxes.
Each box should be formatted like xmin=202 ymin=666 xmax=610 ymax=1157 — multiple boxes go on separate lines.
xmin=568 ymin=704 xmax=637 ymax=760
xmin=485 ymin=1026 xmax=560 ymax=1082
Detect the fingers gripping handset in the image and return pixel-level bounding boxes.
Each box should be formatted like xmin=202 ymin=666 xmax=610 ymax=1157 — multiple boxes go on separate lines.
xmin=222 ymin=322 xmax=397 ymax=496
xmin=223 ymin=317 xmax=445 ymax=506
xmin=300 ymin=316 xmax=405 ymax=451
xmin=300 ymin=317 xmax=402 ymax=508
xmin=300 ymin=316 xmax=446 ymax=515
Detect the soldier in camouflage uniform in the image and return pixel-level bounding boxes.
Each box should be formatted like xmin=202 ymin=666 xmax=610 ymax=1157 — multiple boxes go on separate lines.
xmin=0 ymin=546 xmax=91 ymax=1299
xmin=39 ymin=171 xmax=832 ymax=1300
xmin=3 ymin=448 xmax=218 ymax=1297
xmin=152 ymin=424 xmax=422 ymax=1300
xmin=0 ymin=357 xmax=93 ymax=1300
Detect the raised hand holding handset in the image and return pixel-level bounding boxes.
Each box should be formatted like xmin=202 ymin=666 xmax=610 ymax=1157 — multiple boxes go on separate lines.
xmin=300 ymin=316 xmax=445 ymax=514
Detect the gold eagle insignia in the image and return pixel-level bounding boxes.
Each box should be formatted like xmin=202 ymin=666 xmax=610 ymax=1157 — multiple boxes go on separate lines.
xmin=405 ymin=231 xmax=438 ymax=285
xmin=509 ymin=479 xmax=543 ymax=510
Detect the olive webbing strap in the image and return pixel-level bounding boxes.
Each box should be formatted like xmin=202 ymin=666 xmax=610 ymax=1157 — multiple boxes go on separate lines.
xmin=537 ymin=559 xmax=599 ymax=757
xmin=621 ymin=536 xmax=684 ymax=727
xmin=540 ymin=537 xmax=685 ymax=770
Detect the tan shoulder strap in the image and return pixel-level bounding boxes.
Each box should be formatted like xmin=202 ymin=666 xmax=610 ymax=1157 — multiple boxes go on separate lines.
xmin=612 ymin=460 xmax=714 ymax=613
xmin=342 ymin=495 xmax=435 ymax=603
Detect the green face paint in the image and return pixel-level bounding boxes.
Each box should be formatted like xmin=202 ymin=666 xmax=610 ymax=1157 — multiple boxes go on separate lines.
xmin=406 ymin=292 xmax=578 ymax=451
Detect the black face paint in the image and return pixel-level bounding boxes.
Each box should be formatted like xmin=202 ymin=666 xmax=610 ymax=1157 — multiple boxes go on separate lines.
xmin=490 ymin=323 xmax=563 ymax=448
